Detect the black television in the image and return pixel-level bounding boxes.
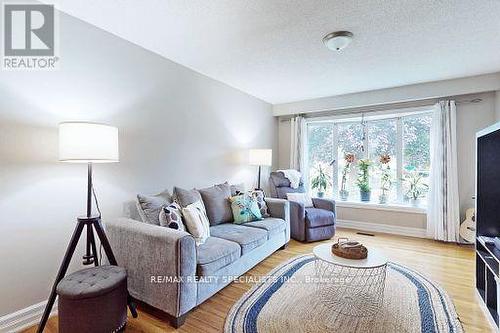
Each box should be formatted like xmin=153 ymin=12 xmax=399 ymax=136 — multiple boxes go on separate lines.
xmin=475 ymin=121 xmax=500 ymax=329
xmin=476 ymin=122 xmax=500 ymax=237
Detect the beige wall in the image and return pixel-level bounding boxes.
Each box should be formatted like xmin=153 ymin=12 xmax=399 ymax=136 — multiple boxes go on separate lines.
xmin=277 ymin=92 xmax=497 ymax=231
xmin=0 ymin=10 xmax=276 ymax=316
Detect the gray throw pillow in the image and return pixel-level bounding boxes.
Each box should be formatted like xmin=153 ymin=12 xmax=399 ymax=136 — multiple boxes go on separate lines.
xmin=136 ymin=190 xmax=172 ymax=225
xmin=173 ymin=186 xmax=203 ymax=207
xmin=198 ymin=183 xmax=233 ymax=225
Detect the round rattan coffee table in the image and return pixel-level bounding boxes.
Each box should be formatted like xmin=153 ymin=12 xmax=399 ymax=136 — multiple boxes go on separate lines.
xmin=313 ymin=243 xmax=388 ymax=317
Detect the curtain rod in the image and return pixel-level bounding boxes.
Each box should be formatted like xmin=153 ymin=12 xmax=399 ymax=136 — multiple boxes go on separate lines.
xmin=279 ymin=94 xmax=484 ymax=121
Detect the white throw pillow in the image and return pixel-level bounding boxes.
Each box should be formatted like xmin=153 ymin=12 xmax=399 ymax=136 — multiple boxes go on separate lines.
xmin=182 ymin=200 xmax=210 ymax=246
xmin=286 ymin=193 xmax=314 ymax=208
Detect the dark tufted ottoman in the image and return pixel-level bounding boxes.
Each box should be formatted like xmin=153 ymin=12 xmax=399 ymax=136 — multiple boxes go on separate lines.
xmin=56 ymin=265 xmax=128 ymax=333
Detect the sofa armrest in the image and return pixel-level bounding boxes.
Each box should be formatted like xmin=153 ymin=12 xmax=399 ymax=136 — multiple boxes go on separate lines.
xmin=265 ymin=198 xmax=290 ymax=242
xmin=312 ymin=198 xmax=336 ymax=214
xmin=105 ymin=218 xmax=197 ymax=317
xmin=265 ymin=198 xmax=289 ymax=220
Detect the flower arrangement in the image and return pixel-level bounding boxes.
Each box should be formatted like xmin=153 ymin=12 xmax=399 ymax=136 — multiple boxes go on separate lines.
xmin=356 ymin=159 xmax=372 ymax=201
xmin=339 ymin=153 xmax=355 ymax=200
xmin=379 ymin=154 xmax=392 ymax=204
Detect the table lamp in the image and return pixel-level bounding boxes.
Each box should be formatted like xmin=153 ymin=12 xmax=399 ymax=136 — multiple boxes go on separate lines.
xmin=37 ymin=122 xmax=137 ymax=333
xmin=249 ymin=149 xmax=272 ymax=190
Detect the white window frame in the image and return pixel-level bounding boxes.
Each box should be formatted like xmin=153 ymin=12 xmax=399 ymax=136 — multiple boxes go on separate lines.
xmin=304 ymin=109 xmax=433 ymax=210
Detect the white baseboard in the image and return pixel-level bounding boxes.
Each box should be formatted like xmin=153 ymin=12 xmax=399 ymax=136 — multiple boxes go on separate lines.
xmin=0 ymin=300 xmax=57 ymax=333
xmin=337 ymin=219 xmax=427 ymax=238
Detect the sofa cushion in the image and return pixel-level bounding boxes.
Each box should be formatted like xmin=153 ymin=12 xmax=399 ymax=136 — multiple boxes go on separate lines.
xmin=198 ymin=183 xmax=233 ymax=225
xmin=209 ymin=224 xmax=267 ymax=255
xmin=243 ymin=218 xmax=286 ymax=239
xmin=136 ymin=190 xmax=171 ymax=225
xmin=173 ymin=186 xmax=203 ymax=207
xmin=305 ymin=208 xmax=335 ymax=228
xmin=196 ymin=237 xmax=240 ymax=276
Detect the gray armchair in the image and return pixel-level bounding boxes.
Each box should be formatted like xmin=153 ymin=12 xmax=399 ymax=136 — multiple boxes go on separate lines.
xmin=269 ymin=171 xmax=336 ymax=242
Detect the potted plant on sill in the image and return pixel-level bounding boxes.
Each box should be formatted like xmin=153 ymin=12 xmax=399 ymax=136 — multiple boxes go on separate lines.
xmin=311 ymin=164 xmax=331 ymax=198
xmin=402 ymin=167 xmax=429 ymax=206
xmin=379 ymin=154 xmax=392 ymax=204
xmin=356 ymin=159 xmax=371 ymax=202
xmin=339 ymin=153 xmax=355 ymax=201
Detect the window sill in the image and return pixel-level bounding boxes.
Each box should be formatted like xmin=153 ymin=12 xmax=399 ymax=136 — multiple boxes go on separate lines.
xmin=334 ymin=200 xmax=427 ymax=214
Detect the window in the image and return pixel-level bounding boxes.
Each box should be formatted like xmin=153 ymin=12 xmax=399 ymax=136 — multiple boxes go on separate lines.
xmin=337 ymin=123 xmax=364 ymax=201
xmin=306 ymin=123 xmax=334 ymax=197
xmin=305 ymin=111 xmax=432 ymax=208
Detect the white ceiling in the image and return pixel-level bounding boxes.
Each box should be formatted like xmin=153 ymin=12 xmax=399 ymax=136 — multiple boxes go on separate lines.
xmin=54 ymin=0 xmax=500 ymax=104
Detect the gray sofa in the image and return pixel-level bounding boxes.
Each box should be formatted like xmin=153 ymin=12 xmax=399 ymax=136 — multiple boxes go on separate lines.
xmin=269 ymin=171 xmax=336 ymax=242
xmin=105 ymin=197 xmax=290 ymax=328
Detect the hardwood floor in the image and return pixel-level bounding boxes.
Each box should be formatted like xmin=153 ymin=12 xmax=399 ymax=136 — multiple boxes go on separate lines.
xmin=25 ymin=228 xmax=493 ymax=333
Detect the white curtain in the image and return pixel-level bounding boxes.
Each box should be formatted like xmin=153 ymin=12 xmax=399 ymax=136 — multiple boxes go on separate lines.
xmin=426 ymin=100 xmax=460 ymax=242
xmin=290 ymin=115 xmax=307 ymax=190
xmin=290 ymin=115 xmax=305 ymax=171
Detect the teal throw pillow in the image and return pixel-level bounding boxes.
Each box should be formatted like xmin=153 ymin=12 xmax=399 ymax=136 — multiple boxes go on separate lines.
xmin=230 ymin=194 xmax=263 ymax=224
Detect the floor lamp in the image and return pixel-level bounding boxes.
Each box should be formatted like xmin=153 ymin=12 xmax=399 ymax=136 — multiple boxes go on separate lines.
xmin=249 ymin=149 xmax=272 ymax=190
xmin=37 ymin=122 xmax=137 ymax=333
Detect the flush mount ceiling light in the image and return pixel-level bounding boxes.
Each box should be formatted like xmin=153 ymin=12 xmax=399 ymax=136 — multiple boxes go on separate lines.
xmin=323 ymin=31 xmax=354 ymax=52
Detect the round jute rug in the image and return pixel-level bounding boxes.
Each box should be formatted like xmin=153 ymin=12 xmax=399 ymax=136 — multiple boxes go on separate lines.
xmin=225 ymin=255 xmax=463 ymax=333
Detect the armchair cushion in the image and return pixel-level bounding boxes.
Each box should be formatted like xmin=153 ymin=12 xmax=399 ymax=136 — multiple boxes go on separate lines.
xmin=196 ymin=237 xmax=240 ymax=276
xmin=209 ymin=224 xmax=267 ymax=255
xmin=305 ymin=208 xmax=335 ymax=228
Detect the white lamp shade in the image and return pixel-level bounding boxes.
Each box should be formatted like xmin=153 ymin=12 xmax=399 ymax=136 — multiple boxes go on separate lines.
xmin=249 ymin=149 xmax=272 ymax=166
xmin=59 ymin=122 xmax=119 ymax=163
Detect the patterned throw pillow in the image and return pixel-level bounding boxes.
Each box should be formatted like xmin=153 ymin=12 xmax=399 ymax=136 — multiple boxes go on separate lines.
xmin=249 ymin=189 xmax=270 ymax=218
xmin=229 ymin=194 xmax=263 ymax=224
xmin=159 ymin=202 xmax=186 ymax=231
